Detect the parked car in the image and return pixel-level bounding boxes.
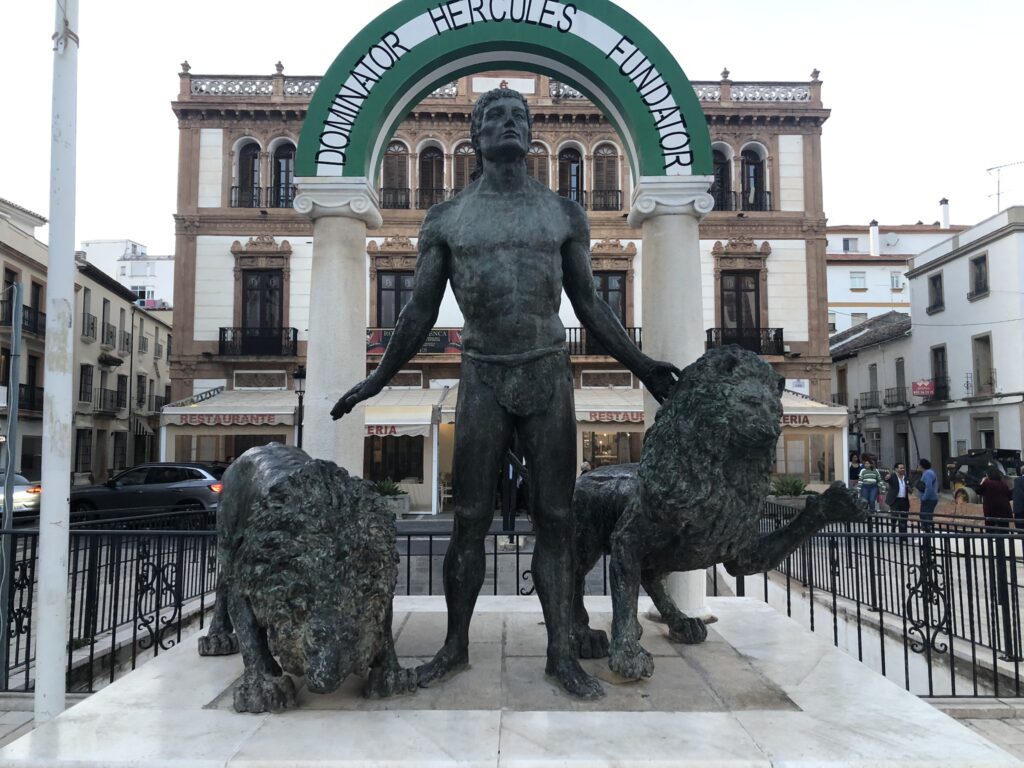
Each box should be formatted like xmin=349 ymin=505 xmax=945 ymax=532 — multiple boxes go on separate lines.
xmin=69 ymin=462 xmax=226 ymax=518
xmin=0 ymin=474 xmax=43 ymax=522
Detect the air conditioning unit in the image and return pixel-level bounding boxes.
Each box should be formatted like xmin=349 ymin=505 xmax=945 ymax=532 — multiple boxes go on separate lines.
xmin=134 ymin=299 xmax=147 ymax=307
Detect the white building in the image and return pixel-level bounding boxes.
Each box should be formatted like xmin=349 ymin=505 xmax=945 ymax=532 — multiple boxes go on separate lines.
xmin=80 ymin=238 xmax=175 ymax=308
xmin=826 ymin=206 xmax=964 ymax=335
xmin=831 ymin=207 xmax=1024 ymax=479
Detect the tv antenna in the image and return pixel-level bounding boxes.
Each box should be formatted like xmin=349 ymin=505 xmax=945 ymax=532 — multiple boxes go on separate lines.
xmin=986 ymin=160 xmax=1024 ymax=212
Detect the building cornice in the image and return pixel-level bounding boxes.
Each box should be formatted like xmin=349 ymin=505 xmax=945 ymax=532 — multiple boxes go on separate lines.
xmin=906 ymin=221 xmax=1024 ymax=278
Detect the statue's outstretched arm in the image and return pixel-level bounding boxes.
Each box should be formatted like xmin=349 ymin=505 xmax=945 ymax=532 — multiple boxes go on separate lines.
xmin=332 ymin=212 xmax=449 ymax=419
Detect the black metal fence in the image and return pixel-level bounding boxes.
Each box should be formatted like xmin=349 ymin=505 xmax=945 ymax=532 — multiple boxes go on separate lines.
xmin=3 ymin=506 xmax=1022 ymax=698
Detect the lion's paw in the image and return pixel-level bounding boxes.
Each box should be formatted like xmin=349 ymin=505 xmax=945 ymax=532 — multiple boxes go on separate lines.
xmin=572 ymin=626 xmax=610 ymax=659
xmin=198 ymin=632 xmax=238 ymax=657
xmin=668 ymin=616 xmax=708 ymax=645
xmin=608 ymin=642 xmax=654 ymax=681
xmin=364 ymin=664 xmax=418 ymax=699
xmin=233 ymin=671 xmax=296 ymax=713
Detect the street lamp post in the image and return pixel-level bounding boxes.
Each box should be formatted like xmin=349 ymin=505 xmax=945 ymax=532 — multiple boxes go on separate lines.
xmin=293 ymin=365 xmax=306 ymax=450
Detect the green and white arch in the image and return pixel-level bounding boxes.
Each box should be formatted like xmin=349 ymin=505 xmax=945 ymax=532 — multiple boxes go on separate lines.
xmin=296 ymin=0 xmax=712 ymax=181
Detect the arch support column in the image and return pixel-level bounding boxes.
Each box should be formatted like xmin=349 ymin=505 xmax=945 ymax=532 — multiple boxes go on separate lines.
xmin=294 ymin=177 xmax=382 ymax=470
xmin=629 ymin=175 xmax=715 ymax=620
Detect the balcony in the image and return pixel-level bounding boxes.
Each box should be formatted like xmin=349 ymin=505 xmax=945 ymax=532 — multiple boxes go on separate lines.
xmin=81 ymin=313 xmax=97 ymax=342
xmin=219 ymin=327 xmax=299 ymax=356
xmin=565 ymin=327 xmax=642 ymax=356
xmin=831 ymin=392 xmax=849 ymax=407
xmin=154 ymin=342 xmax=164 ymax=360
xmin=740 ymin=190 xmax=772 ymax=212
xmin=228 ymin=185 xmax=297 ymax=208
xmin=118 ymin=331 xmax=132 ymax=354
xmin=884 ymin=387 xmax=909 ymax=407
xmin=964 ymin=369 xmax=998 ymax=397
xmin=557 ymin=189 xmax=587 ymax=208
xmin=95 ymin=388 xmax=126 ymax=414
xmin=380 ymin=188 xmax=410 ymax=209
xmin=712 ymin=189 xmax=736 ymax=212
xmin=266 ymin=185 xmax=296 ymax=209
xmin=416 ymin=188 xmax=447 ymax=209
xmin=138 ymin=335 xmax=149 ymax=354
xmin=590 ymin=190 xmax=622 ymax=212
xmin=922 ymin=376 xmax=951 ymax=402
xmin=0 ymin=302 xmax=46 ymax=337
xmin=859 ymin=390 xmax=881 ymax=410
xmin=101 ymin=322 xmax=117 ymax=348
xmin=230 ymin=186 xmax=261 ymax=208
xmin=18 ymin=385 xmax=44 ymax=411
xmin=705 ymin=327 xmax=785 ymax=356
xmin=150 ymin=394 xmax=168 ymax=412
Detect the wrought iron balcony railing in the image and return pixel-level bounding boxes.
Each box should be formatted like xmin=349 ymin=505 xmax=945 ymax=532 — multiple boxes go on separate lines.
xmin=705 ymin=327 xmax=785 ymax=356
xmin=590 ymin=189 xmax=622 ymax=212
xmin=923 ymin=376 xmax=951 ymax=402
xmin=18 ymin=385 xmax=44 ymax=411
xmin=154 ymin=342 xmax=164 ymax=360
xmin=230 ymin=185 xmax=262 ymax=208
xmin=81 ymin=313 xmax=97 ymax=341
xmin=859 ymin=390 xmax=881 ymax=410
xmin=118 ymin=331 xmax=132 ymax=354
xmin=94 ymin=388 xmax=126 ymax=413
xmin=266 ymin=185 xmax=296 ymax=208
xmin=565 ymin=326 xmax=642 ymax=356
xmin=379 ymin=188 xmax=410 ymax=209
xmin=740 ymin=190 xmax=772 ymax=212
xmin=0 ymin=302 xmax=46 ymax=337
xmin=884 ymin=387 xmax=909 ymax=407
xmin=964 ymin=369 xmax=998 ymax=397
xmin=416 ymin=188 xmax=447 ymax=209
xmin=138 ymin=335 xmax=149 ymax=354
xmin=712 ymin=188 xmax=736 ymax=211
xmin=557 ymin=189 xmax=587 ymax=208
xmin=219 ymin=327 xmax=299 ymax=357
xmin=101 ymin=322 xmax=117 ymax=349
xmin=831 ymin=392 xmax=849 ymax=407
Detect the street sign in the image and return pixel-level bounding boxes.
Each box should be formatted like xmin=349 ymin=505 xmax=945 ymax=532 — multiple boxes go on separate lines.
xmin=911 ymin=379 xmax=934 ymax=397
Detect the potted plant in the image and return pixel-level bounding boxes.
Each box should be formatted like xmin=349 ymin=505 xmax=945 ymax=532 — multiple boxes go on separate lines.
xmin=373 ymin=478 xmax=410 ymax=517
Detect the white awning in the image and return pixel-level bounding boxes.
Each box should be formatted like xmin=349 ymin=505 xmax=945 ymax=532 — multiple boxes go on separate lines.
xmin=161 ymin=388 xmax=296 ymax=427
xmin=364 ymin=387 xmax=450 ymax=437
xmin=780 ymin=390 xmax=848 ymax=429
xmin=573 ymin=387 xmax=645 ymax=424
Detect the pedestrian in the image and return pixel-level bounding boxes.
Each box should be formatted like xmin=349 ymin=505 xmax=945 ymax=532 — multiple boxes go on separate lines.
xmin=848 ymin=452 xmax=862 ymax=489
xmin=952 ymin=488 xmax=970 ymax=518
xmin=917 ymin=458 xmax=939 ymax=531
xmin=975 ymin=468 xmax=1013 ymax=529
xmin=857 ymin=457 xmax=883 ymax=513
xmin=885 ymin=462 xmax=912 ymax=532
xmin=1013 ymin=473 xmax=1024 ymax=530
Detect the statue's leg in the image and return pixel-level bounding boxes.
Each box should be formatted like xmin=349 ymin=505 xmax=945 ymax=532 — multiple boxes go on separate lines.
xmin=607 ymin=514 xmax=655 ymax=680
xmin=365 ymin=602 xmax=417 ymax=699
xmin=228 ymin=590 xmax=296 ymax=713
xmin=571 ymin=510 xmax=608 ymax=659
xmin=519 ymin=388 xmax=604 ymax=699
xmin=642 ymin=569 xmax=707 ymax=645
xmin=198 ymin=576 xmax=239 ymax=656
xmin=416 ymin=374 xmax=514 ymax=687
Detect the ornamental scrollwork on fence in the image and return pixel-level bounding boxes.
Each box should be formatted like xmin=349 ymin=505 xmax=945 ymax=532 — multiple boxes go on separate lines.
xmin=904 ymin=545 xmax=950 ymax=654
xmin=693 ymin=84 xmax=721 ymax=102
xmin=190 ymin=78 xmax=274 ymax=96
xmin=283 ymin=79 xmax=320 ymax=96
xmin=731 ymin=85 xmax=811 ymax=102
xmin=6 ymin=560 xmax=33 ymax=639
xmin=135 ymin=540 xmax=182 ymax=652
xmin=428 ymin=82 xmax=458 ymax=98
xmin=519 ymin=568 xmax=536 ymax=596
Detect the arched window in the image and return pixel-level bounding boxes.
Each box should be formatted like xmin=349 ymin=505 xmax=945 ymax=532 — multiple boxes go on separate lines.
xmin=741 ymin=149 xmax=769 ymax=211
xmin=712 ymin=149 xmax=732 ymax=211
xmin=417 ymin=147 xmax=445 ymax=209
xmin=234 ymin=142 xmax=260 ymax=207
xmin=558 ymin=147 xmax=584 ymax=207
xmin=592 ymin=144 xmax=620 ymax=211
xmin=382 ymin=142 xmax=410 ymax=209
xmin=526 ymin=143 xmax=549 ymax=186
xmin=271 ymin=143 xmax=295 ymax=208
xmin=452 ymin=143 xmax=475 ymax=195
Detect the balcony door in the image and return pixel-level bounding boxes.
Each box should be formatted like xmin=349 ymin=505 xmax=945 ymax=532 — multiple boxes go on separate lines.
xmin=720 ymin=270 xmax=761 ymax=352
xmin=588 ymin=272 xmax=627 ymax=354
xmin=558 ymin=148 xmax=584 ymax=205
xmin=378 ymin=271 xmax=415 ymax=328
xmin=242 ymin=270 xmax=283 ymax=355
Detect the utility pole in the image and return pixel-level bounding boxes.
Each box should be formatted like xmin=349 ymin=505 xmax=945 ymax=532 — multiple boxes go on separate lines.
xmin=36 ymin=0 xmax=79 ymax=725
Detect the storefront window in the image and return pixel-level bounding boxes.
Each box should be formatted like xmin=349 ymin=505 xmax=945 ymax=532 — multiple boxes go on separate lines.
xmin=582 ymin=431 xmax=642 ymax=469
xmin=776 ymin=432 xmax=836 ymax=485
xmin=365 ymin=435 xmax=424 ymax=483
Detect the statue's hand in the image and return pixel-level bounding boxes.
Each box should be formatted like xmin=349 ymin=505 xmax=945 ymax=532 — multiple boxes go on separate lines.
xmin=642 ymin=360 xmax=681 ymax=403
xmin=331 ymin=375 xmax=384 ymax=421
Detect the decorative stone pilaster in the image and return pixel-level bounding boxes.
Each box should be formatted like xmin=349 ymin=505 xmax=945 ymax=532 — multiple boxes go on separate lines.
xmin=629 ymin=175 xmax=715 ymax=620
xmin=294 ymin=177 xmax=382 ymax=472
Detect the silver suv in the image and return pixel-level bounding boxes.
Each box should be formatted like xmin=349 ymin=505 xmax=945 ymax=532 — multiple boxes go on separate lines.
xmin=69 ymin=462 xmax=226 ymax=517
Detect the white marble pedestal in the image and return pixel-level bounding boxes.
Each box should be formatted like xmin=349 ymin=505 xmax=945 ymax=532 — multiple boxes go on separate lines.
xmin=1 ymin=597 xmax=1019 ymax=767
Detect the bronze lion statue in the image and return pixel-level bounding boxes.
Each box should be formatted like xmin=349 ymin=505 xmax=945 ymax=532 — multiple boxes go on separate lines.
xmin=572 ymin=346 xmax=865 ymax=681
xmin=198 ymin=443 xmax=415 ymax=712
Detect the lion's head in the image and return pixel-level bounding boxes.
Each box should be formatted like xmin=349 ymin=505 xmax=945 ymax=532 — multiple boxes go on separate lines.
xmin=638 ymin=346 xmax=784 ymax=506
xmin=236 ymin=461 xmax=398 ymax=693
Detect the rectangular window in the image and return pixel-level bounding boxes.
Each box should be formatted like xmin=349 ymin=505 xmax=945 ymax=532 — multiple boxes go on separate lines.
xmin=972 ymin=335 xmax=995 ymax=396
xmin=969 ymin=255 xmax=988 ymax=298
xmin=364 ymin=435 xmax=424 ymax=483
xmin=842 ymin=237 xmax=859 ymax=252
xmin=377 ymin=271 xmax=415 ymax=327
xmin=851 ymin=312 xmax=868 ymax=326
xmin=827 ymin=312 xmax=836 ymax=333
xmin=74 ymin=429 xmax=93 ymax=474
xmin=112 ymin=432 xmax=128 ymax=471
xmin=0 ymin=346 xmax=9 ymax=387
xmin=927 ymin=273 xmax=944 ymax=312
xmin=116 ymin=374 xmax=128 ymax=408
xmin=890 ymin=271 xmax=902 ymax=290
xmin=849 ymin=271 xmax=866 ymax=290
xmin=78 ymin=364 xmax=94 ymax=403
xmin=136 ymin=374 xmax=147 ymax=406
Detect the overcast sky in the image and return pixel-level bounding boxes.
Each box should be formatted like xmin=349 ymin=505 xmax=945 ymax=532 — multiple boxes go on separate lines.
xmin=3 ymin=0 xmax=1022 ymax=254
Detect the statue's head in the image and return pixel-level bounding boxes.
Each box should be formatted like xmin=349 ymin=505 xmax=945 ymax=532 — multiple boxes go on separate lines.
xmin=469 ymin=88 xmax=532 ymax=181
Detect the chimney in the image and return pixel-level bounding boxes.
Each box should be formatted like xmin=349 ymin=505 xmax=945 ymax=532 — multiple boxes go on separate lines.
xmin=940 ymin=198 xmax=950 ymax=229
xmin=869 ymin=220 xmax=880 ymax=257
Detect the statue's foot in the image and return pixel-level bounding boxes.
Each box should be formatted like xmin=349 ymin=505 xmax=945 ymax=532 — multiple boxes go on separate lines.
xmin=233 ymin=671 xmax=296 ymax=713
xmin=572 ymin=626 xmax=610 ymax=659
xmin=608 ymin=641 xmax=654 ymax=681
xmin=545 ymin=655 xmax=605 ymax=699
xmin=364 ymin=664 xmax=418 ymax=699
xmin=198 ymin=631 xmax=239 ymax=656
xmin=667 ymin=616 xmax=708 ymax=645
xmin=414 ymin=642 xmax=469 ymax=687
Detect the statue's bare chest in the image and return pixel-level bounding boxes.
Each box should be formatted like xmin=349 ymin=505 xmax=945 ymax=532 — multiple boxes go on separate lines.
xmin=446 ymin=193 xmax=568 ymax=262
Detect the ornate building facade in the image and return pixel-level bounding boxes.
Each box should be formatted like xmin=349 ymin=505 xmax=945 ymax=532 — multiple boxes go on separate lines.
xmin=167 ymin=65 xmax=837 ymax=506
